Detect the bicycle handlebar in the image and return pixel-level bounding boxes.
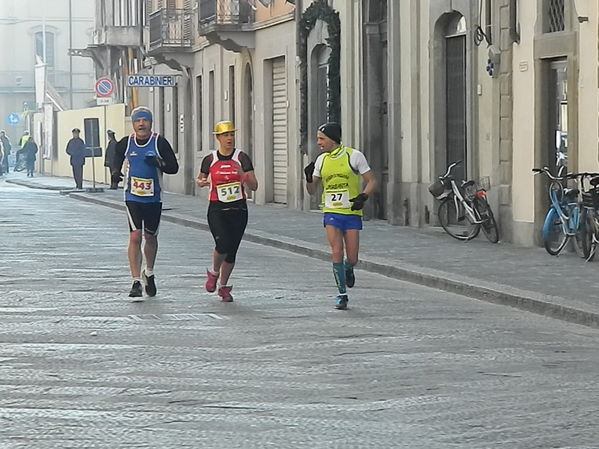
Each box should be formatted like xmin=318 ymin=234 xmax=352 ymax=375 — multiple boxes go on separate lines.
xmin=532 ymin=167 xmax=599 ymax=181
xmin=440 ymin=160 xmax=463 ymax=179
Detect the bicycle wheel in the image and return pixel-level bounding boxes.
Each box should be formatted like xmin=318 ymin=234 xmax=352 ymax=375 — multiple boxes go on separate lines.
xmin=574 ymin=207 xmax=591 ymax=259
xmin=583 ymin=209 xmax=599 ymax=261
xmin=543 ymin=208 xmax=569 ymax=256
xmin=438 ymin=196 xmax=480 ymax=241
xmin=473 ymin=196 xmax=500 ymax=243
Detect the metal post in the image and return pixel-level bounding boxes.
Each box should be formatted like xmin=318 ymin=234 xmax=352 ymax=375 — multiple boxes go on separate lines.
xmin=69 ymin=0 xmax=74 ymax=108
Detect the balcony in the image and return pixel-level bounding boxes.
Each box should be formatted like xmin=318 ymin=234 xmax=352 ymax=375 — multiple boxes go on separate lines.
xmin=198 ymin=0 xmax=255 ymax=52
xmin=148 ymin=8 xmax=194 ymax=53
xmin=95 ymin=26 xmax=142 ymax=47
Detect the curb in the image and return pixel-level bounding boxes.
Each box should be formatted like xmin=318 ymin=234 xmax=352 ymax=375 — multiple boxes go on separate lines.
xmin=68 ymin=192 xmax=599 ymax=329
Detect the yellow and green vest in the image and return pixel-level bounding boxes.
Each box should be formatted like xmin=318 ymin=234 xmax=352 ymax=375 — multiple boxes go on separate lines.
xmin=320 ymin=145 xmax=362 ymax=216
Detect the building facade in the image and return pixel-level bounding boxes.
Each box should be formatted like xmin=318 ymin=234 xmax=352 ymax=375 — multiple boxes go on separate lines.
xmin=81 ymin=0 xmax=599 ymax=246
xmin=0 ymin=0 xmax=95 ymax=140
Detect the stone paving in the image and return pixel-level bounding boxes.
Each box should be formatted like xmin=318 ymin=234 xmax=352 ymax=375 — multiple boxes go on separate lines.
xmin=7 ymin=172 xmax=599 ymax=328
xmin=1 ymin=179 xmax=599 ymax=448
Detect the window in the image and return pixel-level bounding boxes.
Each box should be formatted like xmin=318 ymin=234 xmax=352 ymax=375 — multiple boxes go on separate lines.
xmin=34 ymin=31 xmax=55 ymax=66
xmin=546 ymin=0 xmax=565 ymax=32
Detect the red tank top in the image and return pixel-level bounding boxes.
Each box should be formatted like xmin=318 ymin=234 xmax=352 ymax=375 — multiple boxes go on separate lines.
xmin=208 ymin=149 xmax=247 ymax=203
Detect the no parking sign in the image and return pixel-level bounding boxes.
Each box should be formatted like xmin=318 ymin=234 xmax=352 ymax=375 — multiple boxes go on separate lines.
xmin=95 ymin=77 xmax=114 ymax=98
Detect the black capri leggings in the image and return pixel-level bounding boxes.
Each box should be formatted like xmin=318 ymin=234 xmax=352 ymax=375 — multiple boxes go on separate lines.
xmin=207 ymin=207 xmax=248 ymax=263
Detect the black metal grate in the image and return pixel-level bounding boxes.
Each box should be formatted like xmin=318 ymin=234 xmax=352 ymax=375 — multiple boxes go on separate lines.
xmin=547 ymin=0 xmax=565 ymax=32
xmin=149 ymin=8 xmax=193 ymax=50
xmin=199 ymin=0 xmax=254 ymax=25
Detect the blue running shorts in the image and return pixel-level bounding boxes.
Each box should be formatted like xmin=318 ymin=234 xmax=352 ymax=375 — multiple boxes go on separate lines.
xmin=323 ymin=213 xmax=363 ymax=231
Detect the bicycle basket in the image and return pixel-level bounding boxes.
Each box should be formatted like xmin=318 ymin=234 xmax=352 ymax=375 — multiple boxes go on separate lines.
xmin=428 ymin=180 xmax=447 ymax=199
xmin=477 ymin=176 xmax=491 ymax=191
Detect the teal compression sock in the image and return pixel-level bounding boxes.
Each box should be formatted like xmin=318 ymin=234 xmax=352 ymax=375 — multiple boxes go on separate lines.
xmin=333 ymin=262 xmax=347 ymax=295
xmin=344 ymin=259 xmax=355 ymax=272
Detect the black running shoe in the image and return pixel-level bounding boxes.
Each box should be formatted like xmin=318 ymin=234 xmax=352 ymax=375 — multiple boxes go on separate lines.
xmin=345 ymin=268 xmax=355 ymax=288
xmin=142 ymin=270 xmax=157 ymax=297
xmin=129 ymin=280 xmax=143 ymax=299
xmin=335 ymin=295 xmax=349 ymax=310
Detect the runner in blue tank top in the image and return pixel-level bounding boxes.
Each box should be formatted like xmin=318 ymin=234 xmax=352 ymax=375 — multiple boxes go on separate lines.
xmin=112 ymin=107 xmax=179 ymax=300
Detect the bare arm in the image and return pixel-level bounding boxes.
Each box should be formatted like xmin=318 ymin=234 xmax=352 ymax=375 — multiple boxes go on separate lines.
xmin=243 ymin=170 xmax=258 ymax=191
xmin=306 ymin=176 xmax=320 ymax=195
xmin=361 ymin=170 xmax=377 ymax=196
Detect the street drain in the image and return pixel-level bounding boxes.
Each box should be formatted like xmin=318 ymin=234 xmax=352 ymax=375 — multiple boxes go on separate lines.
xmin=127 ymin=313 xmax=224 ymax=322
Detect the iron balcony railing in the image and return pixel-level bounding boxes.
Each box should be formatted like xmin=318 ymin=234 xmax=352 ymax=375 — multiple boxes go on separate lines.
xmin=149 ymin=8 xmax=194 ymax=51
xmin=198 ymin=0 xmax=254 ymax=26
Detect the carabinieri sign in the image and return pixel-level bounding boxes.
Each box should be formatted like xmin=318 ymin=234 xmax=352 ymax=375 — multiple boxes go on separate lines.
xmin=127 ymin=75 xmax=177 ymax=87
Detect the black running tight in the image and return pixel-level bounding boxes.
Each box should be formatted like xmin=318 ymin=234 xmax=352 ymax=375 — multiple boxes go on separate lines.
xmin=207 ymin=207 xmax=248 ymax=263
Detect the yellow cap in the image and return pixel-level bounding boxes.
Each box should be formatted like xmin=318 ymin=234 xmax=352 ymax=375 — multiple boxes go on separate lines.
xmin=213 ymin=121 xmax=237 ymax=135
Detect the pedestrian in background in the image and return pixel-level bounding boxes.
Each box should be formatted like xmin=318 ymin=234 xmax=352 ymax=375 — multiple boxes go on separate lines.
xmin=66 ymin=128 xmax=86 ymax=190
xmin=304 ymin=122 xmax=377 ymax=310
xmin=196 ymin=120 xmax=258 ymax=302
xmin=112 ymin=106 xmax=179 ymax=300
xmin=0 ymin=131 xmax=11 ymax=175
xmin=104 ymin=129 xmax=121 ymax=189
xmin=15 ymin=130 xmax=30 ymax=171
xmin=23 ymin=137 xmax=38 ymax=177
xmin=0 ymin=137 xmax=4 ymax=176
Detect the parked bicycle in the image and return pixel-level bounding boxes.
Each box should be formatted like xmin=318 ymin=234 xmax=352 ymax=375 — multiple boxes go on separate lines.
xmin=532 ymin=167 xmax=599 ymax=257
xmin=429 ymin=161 xmax=499 ymax=243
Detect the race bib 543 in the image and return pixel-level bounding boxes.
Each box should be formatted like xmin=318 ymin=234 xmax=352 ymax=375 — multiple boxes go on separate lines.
xmin=131 ymin=176 xmax=154 ymax=197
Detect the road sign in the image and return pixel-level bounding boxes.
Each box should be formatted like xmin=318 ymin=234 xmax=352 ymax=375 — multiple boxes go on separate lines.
xmin=6 ymin=113 xmax=20 ymax=126
xmin=127 ymin=75 xmax=177 ymax=87
xmin=95 ymin=77 xmax=114 ymax=98
xmin=97 ymin=97 xmax=113 ymax=106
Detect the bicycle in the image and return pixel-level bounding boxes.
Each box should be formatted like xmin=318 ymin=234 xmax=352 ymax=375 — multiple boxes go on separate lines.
xmin=429 ymin=161 xmax=500 ymax=243
xmin=532 ymin=167 xmax=598 ymax=256
xmin=578 ymin=175 xmax=599 ymax=261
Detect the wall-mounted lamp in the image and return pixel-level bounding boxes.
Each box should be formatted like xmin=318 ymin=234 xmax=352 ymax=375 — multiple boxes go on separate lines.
xmin=573 ymin=0 xmax=589 ymax=23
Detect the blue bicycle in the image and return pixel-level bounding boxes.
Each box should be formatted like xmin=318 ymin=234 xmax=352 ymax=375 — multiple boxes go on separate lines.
xmin=533 ymin=167 xmax=590 ymax=256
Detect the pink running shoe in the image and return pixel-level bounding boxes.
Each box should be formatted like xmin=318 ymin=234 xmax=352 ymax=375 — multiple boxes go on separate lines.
xmin=205 ymin=269 xmax=218 ymax=292
xmin=218 ymin=286 xmax=233 ymax=302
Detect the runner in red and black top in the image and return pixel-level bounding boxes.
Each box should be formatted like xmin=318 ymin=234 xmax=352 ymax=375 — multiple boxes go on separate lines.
xmin=196 ymin=121 xmax=258 ymax=302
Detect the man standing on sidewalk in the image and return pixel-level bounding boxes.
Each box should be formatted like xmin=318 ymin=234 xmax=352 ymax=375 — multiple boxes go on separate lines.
xmin=112 ymin=106 xmax=179 ymax=300
xmin=104 ymin=130 xmax=121 ymax=189
xmin=65 ymin=128 xmax=86 ymax=190
xmin=0 ymin=131 xmax=11 ymax=175
xmin=304 ymin=122 xmax=377 ymax=310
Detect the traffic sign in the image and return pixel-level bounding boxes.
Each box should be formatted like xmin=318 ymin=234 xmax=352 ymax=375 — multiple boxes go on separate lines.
xmin=6 ymin=113 xmax=20 ymax=126
xmin=97 ymin=97 xmax=113 ymax=106
xmin=127 ymin=75 xmax=177 ymax=87
xmin=95 ymin=77 xmax=114 ymax=98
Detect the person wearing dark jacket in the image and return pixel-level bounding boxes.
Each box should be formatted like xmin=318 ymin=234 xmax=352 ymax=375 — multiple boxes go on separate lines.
xmin=66 ymin=128 xmax=86 ymax=189
xmin=0 ymin=131 xmax=10 ymax=175
xmin=112 ymin=107 xmax=179 ymax=300
xmin=23 ymin=137 xmax=38 ymax=177
xmin=104 ymin=130 xmax=121 ymax=189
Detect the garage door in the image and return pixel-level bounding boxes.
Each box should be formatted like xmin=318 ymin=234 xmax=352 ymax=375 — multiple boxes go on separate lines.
xmin=272 ymin=57 xmax=288 ymax=204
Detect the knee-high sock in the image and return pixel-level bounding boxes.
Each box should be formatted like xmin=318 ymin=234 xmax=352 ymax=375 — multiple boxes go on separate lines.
xmin=333 ymin=262 xmax=347 ymax=295
xmin=344 ymin=259 xmax=355 ymax=273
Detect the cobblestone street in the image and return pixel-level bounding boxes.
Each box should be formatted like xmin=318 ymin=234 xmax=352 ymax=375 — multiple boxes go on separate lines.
xmin=1 ymin=181 xmax=599 ymax=448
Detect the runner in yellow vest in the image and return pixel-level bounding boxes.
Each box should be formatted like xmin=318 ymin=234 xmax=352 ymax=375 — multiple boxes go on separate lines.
xmin=305 ymin=122 xmax=377 ymax=310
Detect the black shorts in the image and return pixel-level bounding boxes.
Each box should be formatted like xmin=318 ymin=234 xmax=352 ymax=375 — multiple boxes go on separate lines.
xmin=125 ymin=201 xmax=162 ymax=235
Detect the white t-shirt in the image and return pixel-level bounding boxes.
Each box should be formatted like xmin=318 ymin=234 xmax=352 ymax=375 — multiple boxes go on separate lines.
xmin=313 ymin=147 xmax=371 ymax=178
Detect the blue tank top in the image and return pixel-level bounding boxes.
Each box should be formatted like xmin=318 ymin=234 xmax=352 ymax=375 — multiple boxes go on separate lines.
xmin=124 ymin=132 xmax=162 ymax=203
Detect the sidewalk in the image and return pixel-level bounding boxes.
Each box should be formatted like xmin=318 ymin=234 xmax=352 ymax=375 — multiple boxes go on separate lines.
xmin=7 ymin=172 xmax=599 ymax=328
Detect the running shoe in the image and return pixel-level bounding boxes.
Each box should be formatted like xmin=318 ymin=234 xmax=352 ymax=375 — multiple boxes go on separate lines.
xmin=335 ymin=295 xmax=349 ymax=310
xmin=142 ymin=270 xmax=157 ymax=297
xmin=218 ymin=285 xmax=234 ymax=302
xmin=345 ymin=268 xmax=355 ymax=288
xmin=205 ymin=269 xmax=219 ymax=293
xmin=128 ymin=281 xmax=143 ymax=300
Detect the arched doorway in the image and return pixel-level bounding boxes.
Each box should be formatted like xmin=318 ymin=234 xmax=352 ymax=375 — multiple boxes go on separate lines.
xmin=444 ymin=14 xmax=467 ymax=181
